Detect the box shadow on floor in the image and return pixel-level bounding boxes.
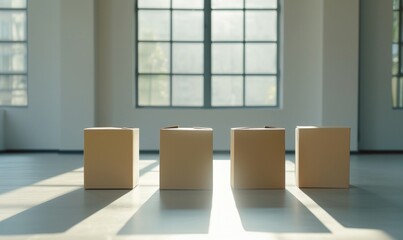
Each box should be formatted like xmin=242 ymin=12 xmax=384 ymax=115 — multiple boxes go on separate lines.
xmin=118 ymin=190 xmax=212 ymax=235
xmin=232 ymin=189 xmax=330 ymax=233
xmin=301 ymin=185 xmax=403 ymax=240
xmin=0 ymin=188 xmax=129 ymax=235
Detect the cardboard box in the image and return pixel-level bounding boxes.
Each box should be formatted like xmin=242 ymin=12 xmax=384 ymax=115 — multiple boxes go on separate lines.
xmin=231 ymin=127 xmax=285 ymax=189
xmin=160 ymin=126 xmax=213 ymax=190
xmin=84 ymin=127 xmax=139 ymax=189
xmin=295 ymin=127 xmax=350 ymax=188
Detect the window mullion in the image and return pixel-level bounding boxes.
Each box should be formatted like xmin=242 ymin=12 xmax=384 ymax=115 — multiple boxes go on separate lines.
xmin=276 ymin=0 xmax=281 ymax=107
xmin=396 ymin=0 xmax=403 ymax=108
xmin=399 ymin=1 xmax=402 ymax=79
xmin=204 ymin=0 xmax=212 ymax=108
xmin=400 ymin=0 xmax=403 ymax=107
xmin=243 ymin=0 xmax=246 ymax=106
xmin=170 ymin=0 xmax=173 ymax=106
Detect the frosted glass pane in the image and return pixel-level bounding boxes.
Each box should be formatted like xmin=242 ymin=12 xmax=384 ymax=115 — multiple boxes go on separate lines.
xmin=138 ymin=0 xmax=169 ymax=8
xmin=0 ymin=75 xmax=27 ymax=106
xmin=212 ymin=0 xmax=242 ymax=9
xmin=173 ymin=43 xmax=203 ymax=73
xmin=172 ymin=75 xmax=203 ymax=106
xmin=245 ymin=76 xmax=276 ymax=106
xmin=393 ymin=12 xmax=399 ymax=43
xmin=0 ymin=43 xmax=26 ymax=73
xmin=173 ymin=0 xmax=203 ymax=9
xmin=400 ymin=45 xmax=403 ymax=74
xmin=212 ymin=44 xmax=243 ymax=74
xmin=0 ymin=11 xmax=26 ymax=41
xmin=246 ymin=0 xmax=277 ymax=8
xmin=392 ymin=77 xmax=398 ymax=108
xmin=138 ymin=10 xmax=170 ymax=40
xmin=212 ymin=11 xmax=243 ymax=41
xmin=400 ymin=78 xmax=403 ymax=107
xmin=173 ymin=11 xmax=203 ymax=41
xmin=393 ymin=0 xmax=399 ymax=10
xmin=138 ymin=43 xmax=170 ymax=73
xmin=138 ymin=75 xmax=170 ymax=106
xmin=393 ymin=44 xmax=398 ymax=75
xmin=246 ymin=11 xmax=276 ymax=41
xmin=212 ymin=76 xmax=243 ymax=106
xmin=246 ymin=43 xmax=276 ymax=74
xmin=0 ymin=0 xmax=26 ymax=8
xmin=0 ymin=74 xmax=25 ymax=88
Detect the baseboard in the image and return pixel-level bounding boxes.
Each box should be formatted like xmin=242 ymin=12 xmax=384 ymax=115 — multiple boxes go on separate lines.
xmin=1 ymin=149 xmax=402 ymax=155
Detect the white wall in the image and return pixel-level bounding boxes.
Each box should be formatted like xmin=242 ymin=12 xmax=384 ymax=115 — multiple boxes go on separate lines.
xmin=96 ymin=0 xmax=359 ymax=151
xmin=359 ymin=0 xmax=403 ymax=150
xmin=1 ymin=0 xmax=95 ymax=150
xmin=3 ymin=0 xmax=62 ymax=150
xmin=322 ymin=0 xmax=359 ymax=151
xmin=60 ymin=0 xmax=95 ymax=150
xmin=0 ymin=0 xmax=360 ymax=151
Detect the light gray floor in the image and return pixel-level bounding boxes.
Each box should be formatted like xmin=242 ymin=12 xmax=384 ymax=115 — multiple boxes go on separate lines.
xmin=0 ymin=153 xmax=402 ymax=240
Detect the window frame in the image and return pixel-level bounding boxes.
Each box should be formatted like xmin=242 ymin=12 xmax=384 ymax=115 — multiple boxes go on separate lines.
xmin=393 ymin=0 xmax=403 ymax=109
xmin=135 ymin=0 xmax=280 ymax=109
xmin=0 ymin=1 xmax=28 ymax=107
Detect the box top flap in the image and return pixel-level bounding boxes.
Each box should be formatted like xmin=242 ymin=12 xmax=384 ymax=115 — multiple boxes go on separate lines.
xmin=162 ymin=125 xmax=180 ymax=129
xmin=84 ymin=127 xmax=137 ymax=130
xmin=296 ymin=126 xmax=350 ymax=129
xmin=161 ymin=126 xmax=212 ymax=131
xmin=232 ymin=126 xmax=284 ymax=130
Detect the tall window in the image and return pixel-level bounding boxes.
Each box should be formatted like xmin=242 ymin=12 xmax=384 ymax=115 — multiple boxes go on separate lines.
xmin=393 ymin=0 xmax=403 ymax=108
xmin=136 ymin=0 xmax=279 ymax=108
xmin=0 ymin=0 xmax=27 ymax=106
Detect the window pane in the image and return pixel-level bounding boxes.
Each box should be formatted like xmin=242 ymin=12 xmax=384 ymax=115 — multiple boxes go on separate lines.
xmin=0 ymin=75 xmax=27 ymax=106
xmin=173 ymin=11 xmax=203 ymax=41
xmin=0 ymin=43 xmax=26 ymax=73
xmin=401 ymin=10 xmax=403 ymax=41
xmin=0 ymin=0 xmax=25 ymax=8
xmin=212 ymin=11 xmax=243 ymax=41
xmin=393 ymin=0 xmax=400 ymax=10
xmin=392 ymin=77 xmax=398 ymax=108
xmin=212 ymin=43 xmax=243 ymax=73
xmin=0 ymin=11 xmax=26 ymax=41
xmin=173 ymin=0 xmax=204 ymax=9
xmin=173 ymin=43 xmax=203 ymax=73
xmin=138 ymin=0 xmax=170 ymax=8
xmin=400 ymin=45 xmax=403 ymax=74
xmin=393 ymin=44 xmax=399 ymax=75
xmin=246 ymin=43 xmax=276 ymax=74
xmin=172 ymin=75 xmax=203 ymax=106
xmin=400 ymin=78 xmax=403 ymax=107
xmin=393 ymin=12 xmax=399 ymax=43
xmin=245 ymin=76 xmax=276 ymax=106
xmin=138 ymin=75 xmax=170 ymax=106
xmin=246 ymin=0 xmax=277 ymax=8
xmin=138 ymin=42 xmax=170 ymax=73
xmin=246 ymin=11 xmax=276 ymax=41
xmin=212 ymin=76 xmax=243 ymax=106
xmin=138 ymin=10 xmax=170 ymax=41
xmin=212 ymin=0 xmax=243 ymax=9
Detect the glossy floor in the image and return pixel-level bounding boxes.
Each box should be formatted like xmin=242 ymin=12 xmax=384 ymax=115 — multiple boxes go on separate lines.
xmin=0 ymin=153 xmax=402 ymax=240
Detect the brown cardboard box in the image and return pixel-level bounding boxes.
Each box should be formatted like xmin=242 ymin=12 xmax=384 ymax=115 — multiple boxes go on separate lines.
xmin=84 ymin=127 xmax=139 ymax=189
xmin=160 ymin=126 xmax=213 ymax=190
xmin=231 ymin=127 xmax=285 ymax=189
xmin=295 ymin=127 xmax=350 ymax=188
